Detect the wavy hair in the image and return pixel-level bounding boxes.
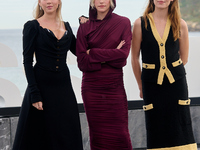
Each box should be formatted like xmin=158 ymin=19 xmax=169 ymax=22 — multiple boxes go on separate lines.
xmin=143 ymin=0 xmax=181 ymax=41
xmin=33 ymin=0 xmax=62 ymax=22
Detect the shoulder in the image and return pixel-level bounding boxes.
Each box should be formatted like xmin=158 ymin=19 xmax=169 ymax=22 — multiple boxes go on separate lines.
xmin=77 ymin=20 xmax=91 ymax=33
xmin=112 ymin=13 xmax=131 ymax=25
xmin=64 ymin=21 xmax=72 ymax=28
xmin=23 ymin=20 xmax=38 ymax=35
xmin=24 ymin=20 xmax=38 ymax=30
xmin=64 ymin=21 xmax=74 ymax=34
xmin=132 ymin=17 xmax=142 ymax=39
xmin=23 ymin=20 xmax=39 ymax=38
xmin=64 ymin=21 xmax=72 ymax=30
xmin=133 ymin=18 xmax=142 ymax=26
xmin=180 ymin=19 xmax=188 ymax=31
xmin=23 ymin=20 xmax=39 ymax=35
xmin=180 ymin=19 xmax=188 ymax=38
xmin=133 ymin=17 xmax=142 ymax=30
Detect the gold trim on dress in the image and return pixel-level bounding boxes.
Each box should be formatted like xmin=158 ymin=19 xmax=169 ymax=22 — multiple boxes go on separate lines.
xmin=179 ymin=99 xmax=191 ymax=105
xmin=172 ymin=58 xmax=183 ymax=67
xmin=142 ymin=63 xmax=155 ymax=69
xmin=147 ymin=143 xmax=197 ymax=150
xmin=143 ymin=104 xmax=153 ymax=111
xmin=148 ymin=13 xmax=175 ymax=85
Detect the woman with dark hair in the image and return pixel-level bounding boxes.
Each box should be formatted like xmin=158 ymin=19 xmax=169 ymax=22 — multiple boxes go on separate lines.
xmin=13 ymin=0 xmax=84 ymax=149
xmin=131 ymin=0 xmax=197 ymax=149
xmin=76 ymin=0 xmax=132 ymax=149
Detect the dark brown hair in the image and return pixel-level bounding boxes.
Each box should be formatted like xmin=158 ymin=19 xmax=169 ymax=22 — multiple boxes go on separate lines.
xmin=143 ymin=0 xmax=181 ymax=41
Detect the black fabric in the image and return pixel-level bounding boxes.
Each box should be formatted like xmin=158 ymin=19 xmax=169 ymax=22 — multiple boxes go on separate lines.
xmin=140 ymin=17 xmax=186 ymax=83
xmin=140 ymin=16 xmax=196 ymax=149
xmin=143 ymin=76 xmax=195 ymax=149
xmin=12 ymin=20 xmax=83 ymax=150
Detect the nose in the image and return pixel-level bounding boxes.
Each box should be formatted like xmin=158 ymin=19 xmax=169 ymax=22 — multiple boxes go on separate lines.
xmin=99 ymin=0 xmax=104 ymax=3
xmin=46 ymin=0 xmax=52 ymax=3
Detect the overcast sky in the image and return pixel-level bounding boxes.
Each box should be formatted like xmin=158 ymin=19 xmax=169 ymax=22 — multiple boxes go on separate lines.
xmin=0 ymin=0 xmax=147 ymax=29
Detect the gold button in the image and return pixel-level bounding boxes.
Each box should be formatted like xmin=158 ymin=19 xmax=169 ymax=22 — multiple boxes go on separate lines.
xmin=56 ymin=66 xmax=59 ymax=69
xmin=57 ymin=59 xmax=59 ymax=61
xmin=57 ymin=46 xmax=60 ymax=49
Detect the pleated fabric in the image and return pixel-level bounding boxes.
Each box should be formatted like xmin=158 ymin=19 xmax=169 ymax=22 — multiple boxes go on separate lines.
xmin=76 ymin=0 xmax=133 ymax=149
xmin=82 ymin=64 xmax=132 ymax=150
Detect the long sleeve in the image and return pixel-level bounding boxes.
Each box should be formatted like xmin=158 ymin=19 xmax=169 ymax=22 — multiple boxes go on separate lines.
xmin=69 ymin=33 xmax=76 ymax=56
xmin=67 ymin=22 xmax=76 ymax=56
xmin=89 ymin=19 xmax=132 ymax=68
xmin=23 ymin=20 xmax=42 ymax=104
xmin=76 ymin=24 xmax=102 ymax=72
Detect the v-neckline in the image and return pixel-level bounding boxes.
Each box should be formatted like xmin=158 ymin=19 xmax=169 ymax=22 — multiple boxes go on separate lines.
xmin=46 ymin=28 xmax=67 ymax=41
xmin=36 ymin=20 xmax=68 ymax=41
xmin=148 ymin=13 xmax=171 ymax=43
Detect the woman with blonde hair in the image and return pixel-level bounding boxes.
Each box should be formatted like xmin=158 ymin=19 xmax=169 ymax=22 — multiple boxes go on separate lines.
xmin=13 ymin=0 xmax=83 ymax=149
xmin=131 ymin=0 xmax=197 ymax=149
xmin=76 ymin=0 xmax=132 ymax=149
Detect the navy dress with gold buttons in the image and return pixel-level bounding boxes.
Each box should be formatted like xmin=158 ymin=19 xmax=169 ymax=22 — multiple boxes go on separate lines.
xmin=12 ymin=20 xmax=83 ymax=150
xmin=141 ymin=14 xmax=197 ymax=150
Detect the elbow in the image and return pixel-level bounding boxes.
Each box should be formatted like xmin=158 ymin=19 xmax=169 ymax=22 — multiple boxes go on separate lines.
xmin=131 ymin=56 xmax=139 ymax=67
xmin=121 ymin=51 xmax=129 ymax=60
xmin=78 ymin=64 xmax=85 ymax=72
xmin=182 ymin=59 xmax=188 ymax=65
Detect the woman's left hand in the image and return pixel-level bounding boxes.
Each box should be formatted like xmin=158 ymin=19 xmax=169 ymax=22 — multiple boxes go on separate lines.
xmin=32 ymin=101 xmax=43 ymax=110
xmin=86 ymin=49 xmax=90 ymax=55
xmin=117 ymin=40 xmax=125 ymax=49
xmin=79 ymin=16 xmax=89 ymax=24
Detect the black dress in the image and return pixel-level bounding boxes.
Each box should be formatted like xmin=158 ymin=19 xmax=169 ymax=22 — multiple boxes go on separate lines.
xmin=141 ymin=14 xmax=197 ymax=149
xmin=12 ymin=20 xmax=83 ymax=150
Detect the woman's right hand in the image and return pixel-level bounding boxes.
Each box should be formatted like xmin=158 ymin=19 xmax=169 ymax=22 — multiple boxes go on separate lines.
xmin=32 ymin=101 xmax=43 ymax=110
xmin=140 ymin=90 xmax=143 ymax=98
xmin=116 ymin=40 xmax=125 ymax=49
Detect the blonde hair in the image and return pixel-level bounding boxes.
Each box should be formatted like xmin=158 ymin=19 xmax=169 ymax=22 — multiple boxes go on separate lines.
xmin=143 ymin=0 xmax=181 ymax=41
xmin=90 ymin=0 xmax=115 ymax=9
xmin=33 ymin=0 xmax=63 ymax=22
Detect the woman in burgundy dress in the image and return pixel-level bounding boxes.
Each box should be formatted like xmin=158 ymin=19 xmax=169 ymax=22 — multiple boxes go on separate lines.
xmin=76 ymin=0 xmax=132 ymax=149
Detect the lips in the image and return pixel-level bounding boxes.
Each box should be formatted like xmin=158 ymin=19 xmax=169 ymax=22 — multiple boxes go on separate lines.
xmin=47 ymin=6 xmax=53 ymax=9
xmin=98 ymin=5 xmax=105 ymax=8
xmin=158 ymin=1 xmax=164 ymax=4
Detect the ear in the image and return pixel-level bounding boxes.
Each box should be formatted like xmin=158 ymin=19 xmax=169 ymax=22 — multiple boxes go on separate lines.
xmin=38 ymin=0 xmax=41 ymax=6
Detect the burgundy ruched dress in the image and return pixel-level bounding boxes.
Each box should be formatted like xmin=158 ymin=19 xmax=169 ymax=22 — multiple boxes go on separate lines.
xmin=76 ymin=1 xmax=133 ymax=149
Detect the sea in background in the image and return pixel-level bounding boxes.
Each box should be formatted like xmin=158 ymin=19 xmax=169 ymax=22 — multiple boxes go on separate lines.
xmin=0 ymin=28 xmax=78 ymax=96
xmin=0 ymin=28 xmax=200 ymax=105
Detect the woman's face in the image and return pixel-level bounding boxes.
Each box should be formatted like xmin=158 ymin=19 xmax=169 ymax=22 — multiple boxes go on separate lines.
xmin=39 ymin=0 xmax=60 ymax=14
xmin=94 ymin=0 xmax=111 ymax=14
xmin=153 ymin=0 xmax=173 ymax=9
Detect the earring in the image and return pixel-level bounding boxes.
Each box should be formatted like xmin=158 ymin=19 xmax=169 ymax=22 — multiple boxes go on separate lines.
xmin=40 ymin=6 xmax=42 ymax=10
